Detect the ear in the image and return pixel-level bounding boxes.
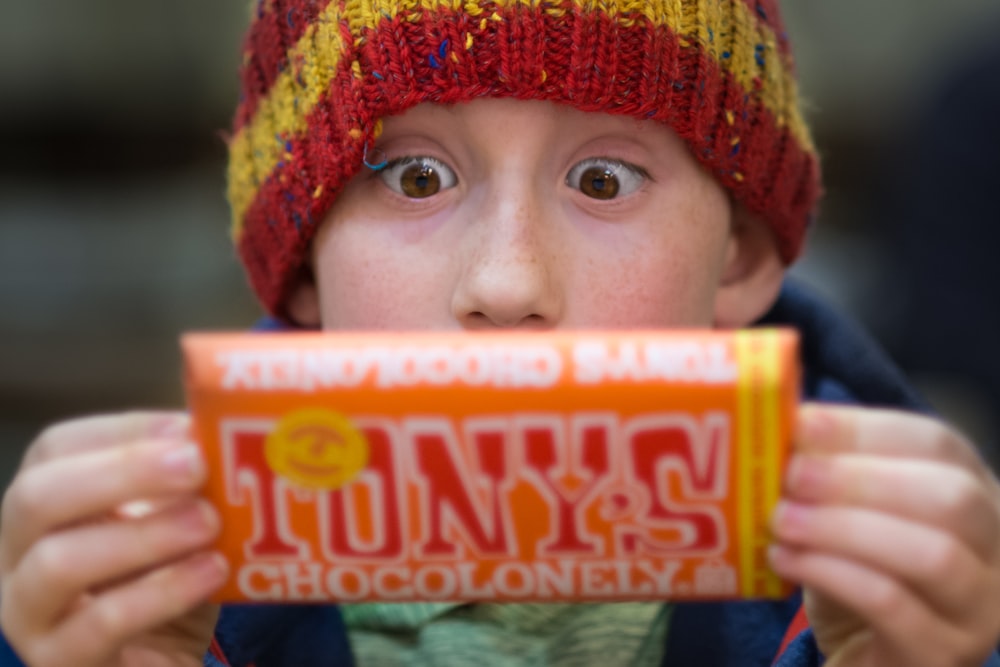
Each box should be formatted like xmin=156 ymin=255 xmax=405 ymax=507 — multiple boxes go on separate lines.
xmin=285 ymin=270 xmax=322 ymax=328
xmin=713 ymin=205 xmax=786 ymax=328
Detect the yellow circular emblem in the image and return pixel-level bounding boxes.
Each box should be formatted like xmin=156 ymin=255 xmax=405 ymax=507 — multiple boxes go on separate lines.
xmin=265 ymin=409 xmax=369 ymax=490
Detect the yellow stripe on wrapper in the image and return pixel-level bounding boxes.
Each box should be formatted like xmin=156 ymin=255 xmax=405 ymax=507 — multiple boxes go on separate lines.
xmin=227 ymin=0 xmax=813 ymax=240
xmin=736 ymin=330 xmax=755 ymax=597
xmin=735 ymin=329 xmax=788 ymax=598
xmin=760 ymin=330 xmax=785 ymax=597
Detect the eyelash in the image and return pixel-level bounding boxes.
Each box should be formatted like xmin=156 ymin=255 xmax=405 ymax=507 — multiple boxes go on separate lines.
xmin=565 ymin=158 xmax=649 ymax=200
xmin=377 ymin=156 xmax=458 ymax=199
xmin=373 ymin=154 xmax=650 ymax=201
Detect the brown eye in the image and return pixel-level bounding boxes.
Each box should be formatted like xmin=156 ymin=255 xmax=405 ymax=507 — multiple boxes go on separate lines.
xmin=567 ymin=159 xmax=646 ymax=200
xmin=380 ymin=157 xmax=457 ymax=199
xmin=578 ymin=167 xmax=619 ymax=199
xmin=401 ymin=164 xmax=440 ymax=197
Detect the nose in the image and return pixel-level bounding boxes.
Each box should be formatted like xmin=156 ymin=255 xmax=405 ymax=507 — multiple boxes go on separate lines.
xmin=451 ymin=193 xmax=562 ymax=330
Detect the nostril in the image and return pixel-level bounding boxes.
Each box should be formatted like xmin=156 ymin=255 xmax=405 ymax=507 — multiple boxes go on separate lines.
xmin=462 ymin=312 xmax=492 ymax=329
xmin=464 ymin=310 xmax=549 ymax=330
xmin=452 ymin=254 xmax=560 ymax=328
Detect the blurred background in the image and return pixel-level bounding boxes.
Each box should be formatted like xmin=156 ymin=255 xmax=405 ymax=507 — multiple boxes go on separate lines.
xmin=2 ymin=0 xmax=999 ymax=486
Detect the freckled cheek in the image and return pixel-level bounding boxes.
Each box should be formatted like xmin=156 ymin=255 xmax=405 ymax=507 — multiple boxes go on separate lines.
xmin=316 ymin=240 xmax=451 ymax=330
xmin=574 ymin=240 xmax=718 ymax=327
xmin=659 ymin=246 xmax=723 ymax=324
xmin=599 ymin=274 xmax=709 ymax=326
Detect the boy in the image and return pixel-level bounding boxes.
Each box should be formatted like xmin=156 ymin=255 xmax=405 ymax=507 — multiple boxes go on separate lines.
xmin=1 ymin=0 xmax=999 ymax=665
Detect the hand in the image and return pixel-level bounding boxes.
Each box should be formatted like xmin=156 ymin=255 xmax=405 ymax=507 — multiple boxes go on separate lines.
xmin=769 ymin=404 xmax=1000 ymax=667
xmin=0 ymin=413 xmax=227 ymax=667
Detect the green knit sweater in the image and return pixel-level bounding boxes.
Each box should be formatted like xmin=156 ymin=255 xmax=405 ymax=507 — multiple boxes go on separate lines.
xmin=343 ymin=602 xmax=671 ymax=665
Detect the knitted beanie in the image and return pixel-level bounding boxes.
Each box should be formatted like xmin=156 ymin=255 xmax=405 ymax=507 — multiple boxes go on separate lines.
xmin=228 ymin=0 xmax=821 ymax=318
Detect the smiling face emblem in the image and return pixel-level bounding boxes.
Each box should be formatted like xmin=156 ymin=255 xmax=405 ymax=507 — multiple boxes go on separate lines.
xmin=265 ymin=409 xmax=369 ymax=490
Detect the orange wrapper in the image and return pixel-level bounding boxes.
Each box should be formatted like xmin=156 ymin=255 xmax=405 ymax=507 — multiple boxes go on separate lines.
xmin=182 ymin=329 xmax=799 ymax=604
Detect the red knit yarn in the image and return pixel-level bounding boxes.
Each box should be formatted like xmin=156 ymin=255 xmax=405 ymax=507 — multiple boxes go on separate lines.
xmin=228 ymin=0 xmax=822 ymax=318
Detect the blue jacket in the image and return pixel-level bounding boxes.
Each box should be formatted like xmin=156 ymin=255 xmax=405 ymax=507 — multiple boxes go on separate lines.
xmin=3 ymin=280 xmax=999 ymax=667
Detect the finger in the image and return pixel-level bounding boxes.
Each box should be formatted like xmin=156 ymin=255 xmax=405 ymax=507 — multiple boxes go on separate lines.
xmin=768 ymin=546 xmax=986 ymax=667
xmin=772 ymin=501 xmax=988 ymax=620
xmin=13 ymin=499 xmax=220 ymax=627
xmin=2 ymin=438 xmax=206 ymax=566
xmin=797 ymin=404 xmax=986 ymax=475
xmin=784 ymin=454 xmax=1000 ymax=560
xmin=26 ymin=551 xmax=228 ymax=667
xmin=21 ymin=412 xmax=190 ymax=470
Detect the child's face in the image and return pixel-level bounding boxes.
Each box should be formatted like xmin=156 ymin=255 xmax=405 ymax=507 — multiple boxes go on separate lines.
xmin=294 ymin=99 xmax=769 ymax=331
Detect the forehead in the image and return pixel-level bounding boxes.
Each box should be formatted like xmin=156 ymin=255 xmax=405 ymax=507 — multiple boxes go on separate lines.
xmin=376 ymin=99 xmax=691 ymax=156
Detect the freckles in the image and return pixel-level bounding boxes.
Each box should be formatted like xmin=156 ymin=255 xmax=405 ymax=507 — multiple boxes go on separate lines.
xmin=578 ymin=252 xmax=656 ymax=323
xmin=603 ymin=253 xmax=644 ymax=301
xmin=323 ymin=241 xmax=452 ymax=329
xmin=600 ymin=239 xmax=713 ymax=326
xmin=337 ymin=250 xmax=386 ymax=299
xmin=321 ymin=247 xmax=392 ymax=327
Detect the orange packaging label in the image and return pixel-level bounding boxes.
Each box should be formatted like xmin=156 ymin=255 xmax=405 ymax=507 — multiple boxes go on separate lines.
xmin=182 ymin=329 xmax=799 ymax=604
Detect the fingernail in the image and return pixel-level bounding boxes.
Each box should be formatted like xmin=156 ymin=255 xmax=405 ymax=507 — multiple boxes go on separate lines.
xmin=189 ymin=551 xmax=228 ymax=583
xmin=784 ymin=455 xmax=827 ymax=496
xmin=162 ymin=442 xmax=203 ymax=479
xmin=784 ymin=456 xmax=804 ymax=493
xmin=178 ymin=500 xmax=218 ymax=535
xmin=771 ymin=500 xmax=787 ymax=534
xmin=153 ymin=414 xmax=192 ymax=441
xmin=772 ymin=500 xmax=811 ymax=539
xmin=797 ymin=405 xmax=837 ymax=447
xmin=767 ymin=544 xmax=790 ymax=570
